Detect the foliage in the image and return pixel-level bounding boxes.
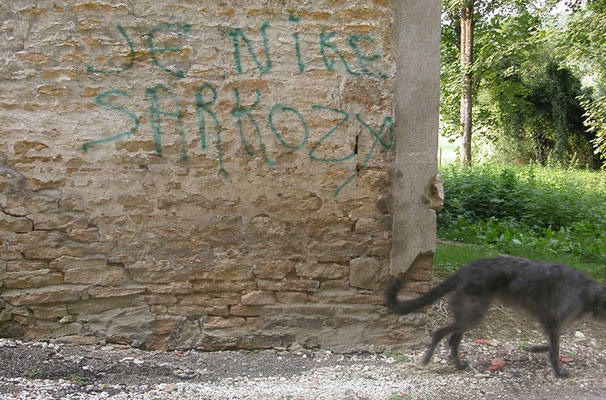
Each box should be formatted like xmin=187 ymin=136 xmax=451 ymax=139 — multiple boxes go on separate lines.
xmin=440 ymin=0 xmax=606 ymax=168
xmin=483 ymin=57 xmax=600 ymax=168
xmin=437 ymin=164 xmax=606 ymax=279
xmin=552 ymin=0 xmax=606 ymax=167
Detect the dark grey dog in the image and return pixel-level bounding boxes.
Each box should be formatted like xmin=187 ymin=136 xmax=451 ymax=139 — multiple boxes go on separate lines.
xmin=385 ymin=256 xmax=606 ymax=377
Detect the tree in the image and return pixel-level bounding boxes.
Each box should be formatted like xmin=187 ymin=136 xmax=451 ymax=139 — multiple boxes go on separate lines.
xmin=442 ymin=0 xmax=529 ymax=167
xmin=460 ymin=2 xmax=474 ymax=167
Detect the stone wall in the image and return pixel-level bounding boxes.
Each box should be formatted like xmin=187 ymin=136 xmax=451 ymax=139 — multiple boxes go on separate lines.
xmin=0 ymin=0 xmax=440 ymax=351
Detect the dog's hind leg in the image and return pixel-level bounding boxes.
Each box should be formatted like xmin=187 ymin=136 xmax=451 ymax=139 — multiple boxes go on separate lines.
xmin=422 ymin=294 xmax=488 ymax=368
xmin=448 ymin=332 xmax=468 ymax=369
xmin=421 ymin=323 xmax=461 ymax=365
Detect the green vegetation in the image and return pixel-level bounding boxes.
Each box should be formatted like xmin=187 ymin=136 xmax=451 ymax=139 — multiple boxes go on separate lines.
xmin=382 ymin=349 xmax=411 ymax=363
xmin=436 ymin=164 xmax=606 ymax=279
xmin=69 ymin=373 xmax=87 ymax=384
xmin=434 ymin=243 xmax=499 ymax=277
xmin=441 ymin=1 xmax=606 ymax=169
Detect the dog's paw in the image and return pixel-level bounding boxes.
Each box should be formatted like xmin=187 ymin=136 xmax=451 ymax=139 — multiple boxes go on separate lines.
xmin=454 ymin=360 xmax=470 ymax=370
xmin=420 ymin=352 xmax=433 ymax=366
xmin=555 ymin=369 xmax=571 ymax=379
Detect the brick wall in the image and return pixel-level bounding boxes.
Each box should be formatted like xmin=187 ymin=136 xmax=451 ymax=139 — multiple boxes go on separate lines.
xmin=0 ymin=0 xmax=439 ymax=351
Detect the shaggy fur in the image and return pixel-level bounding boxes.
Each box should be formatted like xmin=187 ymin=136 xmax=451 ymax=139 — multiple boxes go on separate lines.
xmin=385 ymin=256 xmax=606 ymax=377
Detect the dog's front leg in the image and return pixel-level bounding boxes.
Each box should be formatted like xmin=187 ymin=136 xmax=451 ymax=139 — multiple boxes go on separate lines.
xmin=548 ymin=328 xmax=569 ymax=378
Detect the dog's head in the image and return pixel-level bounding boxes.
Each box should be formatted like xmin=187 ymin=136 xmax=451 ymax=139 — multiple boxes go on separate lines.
xmin=592 ymin=285 xmax=606 ymax=320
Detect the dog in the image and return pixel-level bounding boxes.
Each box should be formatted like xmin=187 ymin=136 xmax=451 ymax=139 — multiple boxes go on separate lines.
xmin=385 ymin=256 xmax=606 ymax=377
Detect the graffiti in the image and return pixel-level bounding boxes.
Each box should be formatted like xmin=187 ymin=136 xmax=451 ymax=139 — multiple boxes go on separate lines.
xmin=81 ymin=90 xmax=139 ymax=152
xmin=145 ymin=84 xmax=188 ymax=161
xmin=85 ymin=25 xmax=135 ymax=75
xmin=83 ymin=18 xmax=393 ymax=197
xmin=195 ymin=84 xmax=229 ymax=179
xmin=147 ymin=23 xmax=191 ymax=79
xmin=86 ymin=19 xmax=388 ymax=79
xmin=269 ymin=103 xmax=308 ymax=151
xmin=229 ymin=21 xmax=272 ymax=75
xmin=289 ymin=14 xmax=305 ymax=73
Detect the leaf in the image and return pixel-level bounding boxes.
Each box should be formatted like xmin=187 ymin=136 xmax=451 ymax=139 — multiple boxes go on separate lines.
xmin=489 ymin=358 xmax=506 ymax=372
xmin=560 ymin=356 xmax=573 ymax=363
xmin=475 ymin=339 xmax=489 ymax=345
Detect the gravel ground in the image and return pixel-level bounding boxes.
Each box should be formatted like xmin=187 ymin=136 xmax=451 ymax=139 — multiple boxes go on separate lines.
xmin=2 ymin=302 xmax=606 ymax=399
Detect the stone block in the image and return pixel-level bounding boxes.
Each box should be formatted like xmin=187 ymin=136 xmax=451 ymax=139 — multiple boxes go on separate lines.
xmin=144 ymin=294 xmax=178 ymax=305
xmin=0 ymin=309 xmax=11 ymax=323
xmin=230 ymin=305 xmax=275 ymax=317
xmin=0 ymin=247 xmax=22 ymax=261
xmin=146 ymin=282 xmax=193 ymax=294
xmin=88 ymin=286 xmax=146 ymax=298
xmin=404 ymin=253 xmax=433 ymax=282
xmin=4 ymin=270 xmax=64 ymax=289
xmin=67 ymin=228 xmax=100 ymax=243
xmin=202 ymin=316 xmax=247 ymax=329
xmin=4 ymin=286 xmax=84 ymax=306
xmin=254 ymin=262 xmax=293 ymax=279
xmin=50 ymin=256 xmax=106 ymax=271
xmin=354 ymin=218 xmax=376 ymax=235
xmin=276 ymin=292 xmax=309 ymax=304
xmin=241 ymin=291 xmax=276 ymax=306
xmin=192 ymin=280 xmax=256 ymax=293
xmin=23 ymin=246 xmax=85 ymax=261
xmin=190 ymin=264 xmax=254 ymax=281
xmin=52 ymin=335 xmax=98 ymax=346
xmin=257 ymin=279 xmax=320 ymax=293
xmin=31 ymin=306 xmax=69 ymax=320
xmin=64 ymin=265 xmax=127 ymax=286
xmin=128 ymin=260 xmax=191 ymax=284
xmin=296 ymin=263 xmax=348 ymax=280
xmin=349 ymin=257 xmax=388 ymax=290
xmin=153 ymin=317 xmax=181 ymax=335
xmin=0 ymin=213 xmax=32 ymax=233
xmin=166 ymin=305 xmax=230 ymax=318
xmin=29 ymin=213 xmax=89 ymax=230
xmin=6 ymin=260 xmax=50 ymax=273
xmin=237 ymin=334 xmax=283 ymax=349
xmin=178 ymin=293 xmax=240 ymax=307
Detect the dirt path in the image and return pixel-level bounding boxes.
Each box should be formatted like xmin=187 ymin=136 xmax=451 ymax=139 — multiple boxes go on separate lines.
xmin=1 ymin=302 xmax=606 ymax=399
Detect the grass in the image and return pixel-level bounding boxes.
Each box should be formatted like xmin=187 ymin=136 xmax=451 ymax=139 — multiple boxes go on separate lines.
xmin=382 ymin=349 xmax=411 ymax=363
xmin=434 ymin=243 xmax=499 ymax=277
xmin=436 ymin=164 xmax=606 ymax=280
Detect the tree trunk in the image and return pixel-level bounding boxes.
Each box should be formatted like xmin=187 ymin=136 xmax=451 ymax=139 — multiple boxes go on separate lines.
xmin=459 ymin=2 xmax=474 ymax=167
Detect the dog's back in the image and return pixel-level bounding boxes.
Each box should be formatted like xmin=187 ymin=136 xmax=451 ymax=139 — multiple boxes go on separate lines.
xmin=385 ymin=256 xmax=606 ymax=377
xmin=453 ymin=257 xmax=595 ymax=321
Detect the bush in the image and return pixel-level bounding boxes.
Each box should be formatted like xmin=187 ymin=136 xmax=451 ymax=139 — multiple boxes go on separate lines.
xmin=437 ymin=164 xmax=606 ymax=277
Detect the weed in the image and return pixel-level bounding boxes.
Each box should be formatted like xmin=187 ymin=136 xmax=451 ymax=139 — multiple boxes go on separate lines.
xmin=382 ymin=349 xmax=410 ymax=363
xmin=69 ymin=374 xmax=87 ymax=384
xmin=26 ymin=369 xmax=42 ymax=378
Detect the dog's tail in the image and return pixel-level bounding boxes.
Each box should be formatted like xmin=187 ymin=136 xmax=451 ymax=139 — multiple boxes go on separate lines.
xmin=385 ymin=275 xmax=457 ymax=315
